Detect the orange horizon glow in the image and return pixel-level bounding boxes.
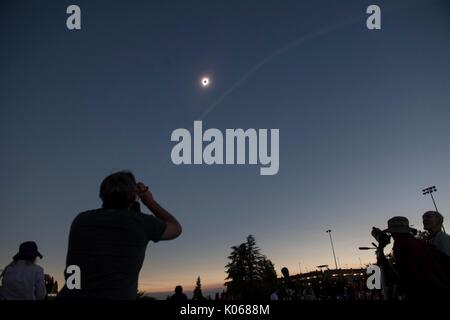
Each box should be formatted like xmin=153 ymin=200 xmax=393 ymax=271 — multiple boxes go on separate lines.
xmin=137 ymin=260 xmax=374 ymax=294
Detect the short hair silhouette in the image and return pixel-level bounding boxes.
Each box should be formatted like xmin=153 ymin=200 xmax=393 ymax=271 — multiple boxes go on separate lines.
xmin=175 ymin=285 xmax=183 ymax=294
xmin=99 ymin=171 xmax=137 ymax=209
xmin=423 ymin=211 xmax=444 ymax=224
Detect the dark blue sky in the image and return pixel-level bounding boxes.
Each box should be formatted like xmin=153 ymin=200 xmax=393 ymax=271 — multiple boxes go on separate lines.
xmin=1 ymin=0 xmax=450 ymax=293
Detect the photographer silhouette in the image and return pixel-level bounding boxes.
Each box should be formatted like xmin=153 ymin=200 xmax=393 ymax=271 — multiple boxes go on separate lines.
xmin=373 ymin=217 xmax=450 ymax=300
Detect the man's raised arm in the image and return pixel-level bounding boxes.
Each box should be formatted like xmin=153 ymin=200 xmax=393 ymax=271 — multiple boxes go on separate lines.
xmin=137 ymin=182 xmax=182 ymax=240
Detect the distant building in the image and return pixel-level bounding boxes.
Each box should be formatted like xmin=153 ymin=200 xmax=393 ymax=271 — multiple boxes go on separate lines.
xmin=278 ymin=268 xmax=368 ymax=300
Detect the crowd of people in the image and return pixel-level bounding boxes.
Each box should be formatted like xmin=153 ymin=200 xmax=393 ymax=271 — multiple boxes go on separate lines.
xmin=371 ymin=212 xmax=450 ymax=300
xmin=1 ymin=170 xmax=449 ymax=300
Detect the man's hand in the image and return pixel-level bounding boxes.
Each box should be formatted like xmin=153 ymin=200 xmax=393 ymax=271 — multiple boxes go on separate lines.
xmin=137 ymin=182 xmax=154 ymax=204
xmin=136 ymin=181 xmax=182 ymax=240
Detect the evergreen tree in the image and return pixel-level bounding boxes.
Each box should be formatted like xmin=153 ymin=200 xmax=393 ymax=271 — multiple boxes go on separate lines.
xmin=225 ymin=243 xmax=247 ymax=299
xmin=260 ymin=257 xmax=278 ymax=297
xmin=225 ymin=235 xmax=277 ymax=299
xmin=193 ymin=276 xmax=205 ymax=300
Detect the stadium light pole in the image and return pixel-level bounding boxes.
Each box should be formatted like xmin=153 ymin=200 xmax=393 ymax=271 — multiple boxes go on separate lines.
xmin=326 ymin=229 xmax=338 ymax=270
xmin=422 ymin=186 xmax=445 ymax=232
xmin=422 ymin=186 xmax=439 ymax=212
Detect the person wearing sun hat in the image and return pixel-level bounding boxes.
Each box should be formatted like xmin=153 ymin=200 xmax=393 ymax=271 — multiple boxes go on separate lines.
xmin=383 ymin=216 xmax=450 ymax=300
xmin=0 ymin=241 xmax=47 ymax=300
xmin=383 ymin=216 xmax=417 ymax=235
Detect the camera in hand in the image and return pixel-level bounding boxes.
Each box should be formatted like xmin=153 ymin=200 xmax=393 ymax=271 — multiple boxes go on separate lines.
xmin=371 ymin=227 xmax=391 ymax=248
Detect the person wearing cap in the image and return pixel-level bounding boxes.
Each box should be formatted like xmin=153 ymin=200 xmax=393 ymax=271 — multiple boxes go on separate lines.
xmin=381 ymin=216 xmax=450 ymax=300
xmin=422 ymin=211 xmax=450 ymax=257
xmin=0 ymin=241 xmax=47 ymax=300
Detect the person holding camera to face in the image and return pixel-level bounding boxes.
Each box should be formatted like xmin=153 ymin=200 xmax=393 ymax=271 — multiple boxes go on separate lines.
xmin=58 ymin=171 xmax=182 ymax=300
xmin=372 ymin=216 xmax=450 ymax=300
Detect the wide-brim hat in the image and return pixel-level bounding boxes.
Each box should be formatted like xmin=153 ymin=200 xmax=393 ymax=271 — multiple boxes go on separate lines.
xmin=13 ymin=241 xmax=43 ymax=260
xmin=383 ymin=216 xmax=417 ymax=234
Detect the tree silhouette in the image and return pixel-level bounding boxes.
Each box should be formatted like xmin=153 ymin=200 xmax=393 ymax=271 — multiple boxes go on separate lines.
xmin=260 ymin=257 xmax=278 ymax=295
xmin=192 ymin=276 xmax=205 ymax=300
xmin=225 ymin=235 xmax=277 ymax=299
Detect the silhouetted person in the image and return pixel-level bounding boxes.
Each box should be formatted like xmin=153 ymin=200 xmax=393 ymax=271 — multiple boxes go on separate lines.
xmin=0 ymin=241 xmax=46 ymax=300
xmin=375 ymin=216 xmax=450 ymax=300
xmin=423 ymin=211 xmax=450 ymax=257
xmin=170 ymin=285 xmax=188 ymax=302
xmin=281 ymin=267 xmax=297 ymax=300
xmin=58 ymin=171 xmax=182 ymax=299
